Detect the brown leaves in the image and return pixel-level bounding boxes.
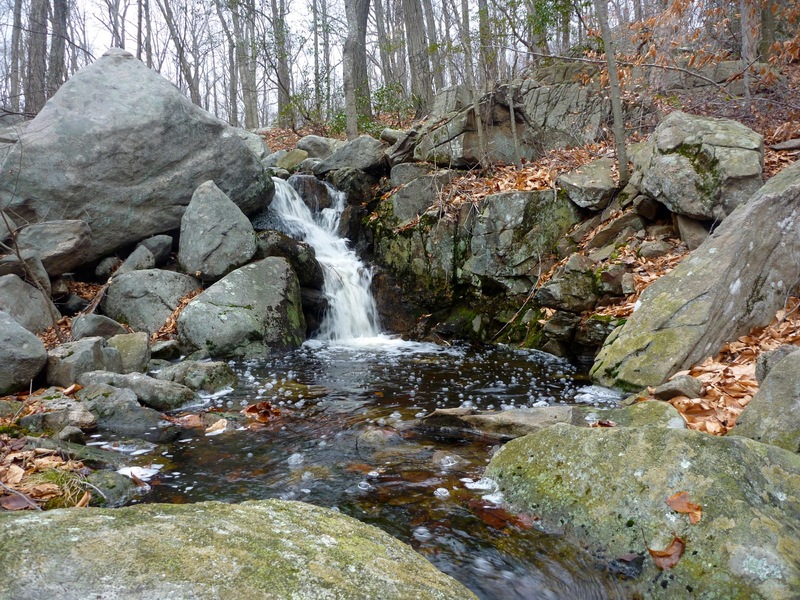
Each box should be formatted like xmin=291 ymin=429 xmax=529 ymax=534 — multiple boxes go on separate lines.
xmin=243 ymin=401 xmax=282 ymax=423
xmin=647 ymin=534 xmax=686 ymax=570
xmin=666 ymin=491 xmax=702 ymax=525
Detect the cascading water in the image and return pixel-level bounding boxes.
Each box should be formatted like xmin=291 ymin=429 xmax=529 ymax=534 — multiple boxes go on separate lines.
xmin=265 ymin=177 xmax=381 ymax=341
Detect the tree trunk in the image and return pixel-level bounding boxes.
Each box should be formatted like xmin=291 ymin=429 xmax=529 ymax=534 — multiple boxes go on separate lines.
xmin=759 ymin=0 xmax=775 ymax=60
xmin=460 ymin=0 xmax=486 ymax=167
xmin=271 ymin=0 xmax=293 ymax=127
xmin=214 ymin=0 xmax=239 ymax=126
xmin=156 ymin=0 xmax=202 ymax=105
xmin=477 ymin=0 xmax=497 ymax=87
xmin=343 ymin=0 xmax=372 ymax=139
xmin=421 ymin=0 xmax=444 ymax=90
xmin=25 ymin=0 xmax=49 ymax=114
xmin=47 ymin=0 xmax=68 ymax=99
xmin=9 ymin=0 xmax=23 ymax=112
xmin=593 ymin=0 xmax=629 ymax=186
xmin=403 ymin=0 xmax=433 ymax=116
xmin=373 ymin=0 xmax=395 ymax=87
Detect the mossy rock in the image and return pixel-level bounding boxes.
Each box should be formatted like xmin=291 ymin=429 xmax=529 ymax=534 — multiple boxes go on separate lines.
xmin=486 ymin=424 xmax=800 ymax=599
xmin=0 ymin=499 xmax=475 ymax=599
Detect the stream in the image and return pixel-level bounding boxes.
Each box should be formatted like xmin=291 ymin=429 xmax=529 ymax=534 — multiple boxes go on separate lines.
xmin=106 ymin=179 xmax=631 ymax=598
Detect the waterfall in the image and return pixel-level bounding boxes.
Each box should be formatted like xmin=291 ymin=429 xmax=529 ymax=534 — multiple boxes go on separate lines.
xmin=266 ymin=177 xmax=381 ymax=341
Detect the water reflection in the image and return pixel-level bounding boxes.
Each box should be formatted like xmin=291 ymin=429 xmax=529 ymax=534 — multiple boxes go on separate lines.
xmin=127 ymin=341 xmax=631 ymax=599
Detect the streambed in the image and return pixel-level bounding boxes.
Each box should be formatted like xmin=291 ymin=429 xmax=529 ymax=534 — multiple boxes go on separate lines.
xmin=100 ymin=339 xmax=632 ymax=599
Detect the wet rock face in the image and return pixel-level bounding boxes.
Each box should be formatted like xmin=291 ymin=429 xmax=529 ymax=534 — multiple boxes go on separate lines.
xmin=0 ymin=499 xmax=476 ymax=600
xmin=632 ymin=111 xmax=763 ymax=221
xmin=592 ymin=160 xmax=800 ymax=390
xmin=486 ymin=423 xmax=800 ymax=599
xmin=0 ymin=48 xmax=272 ymax=264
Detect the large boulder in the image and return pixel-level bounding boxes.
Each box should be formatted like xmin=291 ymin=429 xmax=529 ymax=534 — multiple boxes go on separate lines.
xmin=592 ymin=161 xmax=800 ymax=390
xmin=255 ymin=230 xmax=324 ymax=289
xmin=633 ymin=111 xmax=763 ymax=221
xmin=178 ymin=181 xmax=256 ymax=282
xmin=0 ymin=499 xmax=475 ymax=600
xmin=13 ymin=220 xmax=92 ymax=276
xmin=0 ymin=274 xmax=59 ymax=333
xmin=102 ymin=269 xmax=200 ymax=334
xmin=735 ymin=349 xmax=800 ymax=453
xmin=0 ymin=310 xmax=47 ymax=394
xmin=467 ymin=191 xmax=581 ymax=294
xmin=557 ymin=158 xmax=617 ymax=210
xmin=313 ymin=135 xmax=387 ymax=176
xmin=0 ymin=48 xmax=272 ymax=263
xmin=0 ymin=249 xmax=51 ymax=295
xmin=177 ymin=258 xmax=305 ymax=358
xmin=486 ymin=424 xmax=800 ymax=599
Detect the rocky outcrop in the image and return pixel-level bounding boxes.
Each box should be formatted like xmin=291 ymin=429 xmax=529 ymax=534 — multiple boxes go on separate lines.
xmin=0 ymin=48 xmax=272 ymax=263
xmin=486 ymin=424 xmax=800 ymax=599
xmin=592 ymin=160 xmax=800 ymax=390
xmin=178 ymin=181 xmax=257 ymax=282
xmin=0 ymin=499 xmax=475 ymax=600
xmin=0 ymin=310 xmax=47 ymax=394
xmin=177 ymin=258 xmax=305 ymax=358
xmin=102 ymin=269 xmax=200 ymax=333
xmin=557 ymin=158 xmax=616 ymax=210
xmin=387 ymin=170 xmax=458 ymax=225
xmin=153 ymin=360 xmax=237 ymax=393
xmin=632 ymin=111 xmax=763 ymax=221
xmin=77 ymin=383 xmax=176 ymax=442
xmin=735 ymin=349 xmax=800 ymax=453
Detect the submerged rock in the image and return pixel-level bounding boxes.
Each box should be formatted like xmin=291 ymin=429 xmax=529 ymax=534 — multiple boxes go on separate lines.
xmin=0 ymin=499 xmax=476 ymax=599
xmin=485 ymin=424 xmax=800 ymax=599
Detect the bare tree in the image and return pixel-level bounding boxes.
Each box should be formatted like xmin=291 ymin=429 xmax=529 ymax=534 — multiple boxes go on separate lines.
xmin=343 ymin=0 xmax=372 ymax=138
xmin=25 ymin=0 xmax=49 ymax=114
xmin=47 ymin=0 xmax=69 ymax=98
xmin=9 ymin=0 xmax=24 ymax=112
xmin=403 ymin=0 xmax=433 ymax=116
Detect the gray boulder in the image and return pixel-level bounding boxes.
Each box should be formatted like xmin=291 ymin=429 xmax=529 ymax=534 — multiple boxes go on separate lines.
xmin=534 ymin=254 xmax=599 ymax=313
xmin=178 ymin=181 xmax=257 ymax=282
xmin=755 ymin=344 xmax=798 ymax=384
xmin=287 ymin=174 xmax=331 ymax=212
xmin=46 ymin=337 xmax=123 ymax=387
xmin=314 ymin=135 xmax=387 ymax=176
xmin=486 ymin=424 xmax=800 ymax=599
xmin=153 ymin=360 xmax=237 ymax=393
xmin=735 ymin=349 xmax=800 ymax=452
xmin=467 ymin=191 xmax=581 ymax=295
xmin=0 ymin=249 xmax=50 ymax=295
xmin=633 ymin=111 xmax=763 ymax=221
xmin=102 ymin=269 xmax=200 ymax=333
xmin=77 ymin=383 xmax=176 ymax=442
xmin=387 ymin=170 xmax=458 ymax=225
xmin=296 ymin=134 xmax=341 ymax=158
xmin=115 ymin=245 xmax=155 ymax=276
xmin=14 ymin=220 xmax=92 ymax=276
xmin=557 ymin=158 xmax=617 ymax=210
xmin=235 ymin=128 xmax=270 ymax=160
xmin=107 ymin=332 xmax=151 ymax=373
xmin=256 ymin=229 xmax=325 ymax=290
xmin=325 ymin=167 xmax=377 ymax=206
xmin=18 ymin=387 xmax=97 ymax=432
xmin=76 ymin=371 xmax=195 ymax=412
xmin=0 ymin=274 xmax=59 ymax=333
xmin=390 ymin=162 xmax=434 ymax=187
xmin=70 ymin=314 xmax=127 ymax=340
xmin=0 ymin=48 xmax=272 ymax=263
xmin=178 ymin=258 xmax=305 ymax=358
xmin=0 ymin=499 xmax=475 ymax=600
xmin=592 ymin=160 xmax=800 ymax=390
xmin=275 ymin=148 xmax=308 ymax=171
xmin=0 ymin=310 xmax=47 ymax=394
xmin=138 ymin=234 xmax=173 ymax=266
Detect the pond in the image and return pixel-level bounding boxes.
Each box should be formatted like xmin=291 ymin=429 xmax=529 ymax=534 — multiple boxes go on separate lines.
xmin=102 ymin=338 xmax=632 ymax=599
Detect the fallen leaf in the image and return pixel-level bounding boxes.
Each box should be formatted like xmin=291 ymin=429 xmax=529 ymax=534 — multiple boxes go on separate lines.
xmin=666 ymin=491 xmax=703 ymax=524
xmin=75 ymin=490 xmax=91 ymax=508
xmin=172 ymin=414 xmax=205 ymax=428
xmin=647 ymin=534 xmax=686 ymax=570
xmin=205 ymin=418 xmax=228 ymax=435
xmin=243 ymin=401 xmax=281 ymax=423
xmin=2 ymin=464 xmax=25 ymax=485
xmin=0 ymin=493 xmax=34 ymax=510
